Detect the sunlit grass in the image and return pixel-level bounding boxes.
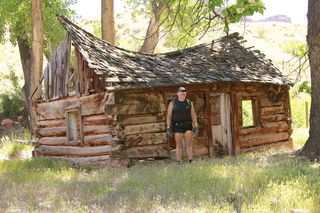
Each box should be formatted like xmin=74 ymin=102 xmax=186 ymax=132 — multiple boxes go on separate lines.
xmin=0 ymin=146 xmax=319 ymax=213
xmin=292 ymin=127 xmax=309 ymax=150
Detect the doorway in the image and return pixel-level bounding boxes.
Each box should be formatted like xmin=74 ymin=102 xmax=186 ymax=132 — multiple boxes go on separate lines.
xmin=209 ymin=93 xmax=233 ymax=155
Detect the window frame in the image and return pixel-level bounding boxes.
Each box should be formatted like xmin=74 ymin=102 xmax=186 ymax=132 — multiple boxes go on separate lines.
xmin=65 ymin=104 xmax=83 ymax=144
xmin=240 ymin=96 xmax=260 ymax=128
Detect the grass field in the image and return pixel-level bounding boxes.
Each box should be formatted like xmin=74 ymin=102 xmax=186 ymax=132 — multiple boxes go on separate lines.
xmin=0 ymin=128 xmax=318 ymax=213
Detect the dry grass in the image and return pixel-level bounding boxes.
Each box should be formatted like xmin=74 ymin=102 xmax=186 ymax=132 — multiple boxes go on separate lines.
xmin=0 ymin=147 xmax=319 ymax=213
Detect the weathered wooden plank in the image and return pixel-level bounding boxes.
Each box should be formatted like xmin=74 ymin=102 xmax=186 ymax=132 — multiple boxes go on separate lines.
xmin=261 ymin=113 xmax=286 ymax=122
xmin=51 ymin=155 xmax=131 ymax=167
xmin=125 ymin=138 xmax=167 ymax=147
xmin=239 ymin=121 xmax=290 ymax=136
xmin=39 ymin=127 xmax=66 ymax=137
xmin=260 ymin=97 xmax=285 ymax=107
xmin=118 ymin=114 xmax=165 ymax=125
xmin=35 ymin=93 xmax=106 ymax=120
xmin=239 ymin=132 xmax=290 ymax=148
xmin=262 ymin=121 xmax=290 ymax=132
xmin=36 ymin=144 xmax=122 ymax=156
xmin=261 ymin=105 xmax=285 ymax=116
xmin=105 ymin=103 xmax=166 ymax=115
xmin=36 ymin=119 xmax=66 ymax=128
xmin=124 ymin=123 xmax=166 ymax=135
xmin=113 ymin=92 xmax=164 ymax=105
xmin=125 ymin=145 xmax=169 ymax=158
xmin=83 ymin=114 xmax=111 ymax=125
xmin=38 ymin=134 xmax=114 ymax=146
xmin=125 ymin=132 xmax=167 ymax=141
xmin=83 ymin=125 xmax=110 ymax=135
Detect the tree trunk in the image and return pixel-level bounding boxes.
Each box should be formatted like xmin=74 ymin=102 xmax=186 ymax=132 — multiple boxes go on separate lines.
xmin=101 ymin=0 xmax=115 ymax=44
xmin=31 ymin=0 xmax=43 ymax=97
xmin=17 ymin=36 xmax=32 ymax=129
xmin=298 ymin=0 xmax=320 ymax=161
xmin=139 ymin=1 xmax=167 ymax=53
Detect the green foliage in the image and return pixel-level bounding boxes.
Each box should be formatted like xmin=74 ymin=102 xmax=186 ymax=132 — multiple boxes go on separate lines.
xmin=0 ymin=66 xmax=27 ymax=119
xmin=0 ymin=0 xmax=77 ymax=58
xmin=290 ymin=92 xmax=311 ymax=129
xmin=124 ymin=0 xmax=266 ymax=49
xmin=0 ymin=149 xmax=319 ymax=212
xmin=298 ymin=81 xmax=311 ymax=95
xmin=242 ymin=100 xmax=253 ymax=126
xmin=93 ymin=20 xmax=102 ymax=39
xmin=279 ymin=40 xmax=308 ymax=57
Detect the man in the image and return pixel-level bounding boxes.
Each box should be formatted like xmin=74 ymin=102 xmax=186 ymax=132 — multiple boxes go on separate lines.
xmin=166 ymin=87 xmax=198 ymax=164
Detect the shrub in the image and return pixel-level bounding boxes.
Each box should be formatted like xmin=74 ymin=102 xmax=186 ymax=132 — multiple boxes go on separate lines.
xmin=0 ymin=66 xmax=27 ymax=120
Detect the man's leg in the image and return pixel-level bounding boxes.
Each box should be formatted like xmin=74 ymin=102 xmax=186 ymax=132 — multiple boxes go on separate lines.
xmin=174 ymin=133 xmax=184 ymax=162
xmin=184 ymin=130 xmax=193 ymax=161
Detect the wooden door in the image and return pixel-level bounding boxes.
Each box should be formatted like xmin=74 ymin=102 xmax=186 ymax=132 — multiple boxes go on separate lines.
xmin=210 ymin=93 xmax=232 ymax=155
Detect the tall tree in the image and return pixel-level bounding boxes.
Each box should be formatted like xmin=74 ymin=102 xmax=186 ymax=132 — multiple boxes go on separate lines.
xmin=298 ymin=0 xmax=320 ymax=161
xmin=101 ymin=0 xmax=115 ymax=44
xmin=125 ymin=0 xmax=265 ymax=53
xmin=0 ymin=0 xmax=76 ymax=128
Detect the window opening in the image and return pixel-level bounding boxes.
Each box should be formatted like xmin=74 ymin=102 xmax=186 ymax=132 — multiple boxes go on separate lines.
xmin=242 ymin=100 xmax=254 ymax=127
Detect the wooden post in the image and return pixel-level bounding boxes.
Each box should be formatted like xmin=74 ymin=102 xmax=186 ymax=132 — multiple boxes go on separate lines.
xmin=205 ymin=92 xmax=214 ymax=157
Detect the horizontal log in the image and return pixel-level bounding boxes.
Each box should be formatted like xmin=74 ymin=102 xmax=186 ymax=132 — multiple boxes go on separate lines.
xmin=39 ymin=127 xmax=66 ymax=137
xmin=261 ymin=114 xmax=286 ymax=122
xmin=239 ymin=121 xmax=290 ymax=136
xmin=125 ymin=123 xmax=166 ymax=135
xmin=261 ymin=105 xmax=285 ymax=116
xmin=83 ymin=125 xmax=110 ymax=135
xmin=113 ymin=92 xmax=164 ymax=105
xmin=36 ymin=144 xmax=123 ymax=156
xmin=118 ymin=114 xmax=165 ymax=125
xmin=240 ymin=132 xmax=290 ymax=148
xmin=83 ymin=114 xmax=112 ymax=125
xmin=125 ymin=145 xmax=169 ymax=158
xmin=35 ymin=93 xmax=106 ymax=120
xmin=36 ymin=119 xmax=66 ymax=128
xmin=262 ymin=121 xmax=290 ymax=132
xmin=51 ymin=155 xmax=131 ymax=167
xmin=125 ymin=132 xmax=167 ymax=141
xmin=260 ymin=98 xmax=285 ymax=107
xmin=105 ymin=103 xmax=166 ymax=116
xmin=111 ymin=145 xmax=169 ymax=159
xmin=38 ymin=134 xmax=118 ymax=146
xmin=241 ymin=139 xmax=293 ymax=153
xmin=125 ymin=138 xmax=167 ymax=147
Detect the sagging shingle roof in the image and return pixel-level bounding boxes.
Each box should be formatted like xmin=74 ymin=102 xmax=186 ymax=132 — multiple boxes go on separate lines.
xmin=57 ymin=16 xmax=292 ymax=91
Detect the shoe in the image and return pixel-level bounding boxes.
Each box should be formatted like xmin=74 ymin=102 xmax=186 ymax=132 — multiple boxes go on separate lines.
xmin=189 ymin=159 xmax=194 ymax=163
xmin=177 ymin=161 xmax=181 ymax=165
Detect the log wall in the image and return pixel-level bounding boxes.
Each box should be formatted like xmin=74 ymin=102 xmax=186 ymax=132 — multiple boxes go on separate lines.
xmin=33 ymin=82 xmax=292 ymax=166
xmin=236 ymin=84 xmax=293 ymax=153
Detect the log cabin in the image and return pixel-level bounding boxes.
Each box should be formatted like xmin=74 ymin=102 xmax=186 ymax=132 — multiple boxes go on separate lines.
xmin=30 ymin=16 xmax=293 ymax=167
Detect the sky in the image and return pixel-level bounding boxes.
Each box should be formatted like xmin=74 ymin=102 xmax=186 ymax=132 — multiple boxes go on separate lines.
xmin=70 ymin=0 xmax=308 ymax=25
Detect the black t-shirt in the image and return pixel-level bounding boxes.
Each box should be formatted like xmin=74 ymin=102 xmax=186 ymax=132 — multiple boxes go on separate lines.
xmin=172 ymin=99 xmax=192 ymax=123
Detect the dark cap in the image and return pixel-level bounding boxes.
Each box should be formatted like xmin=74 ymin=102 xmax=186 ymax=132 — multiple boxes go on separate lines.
xmin=177 ymin=87 xmax=187 ymax=92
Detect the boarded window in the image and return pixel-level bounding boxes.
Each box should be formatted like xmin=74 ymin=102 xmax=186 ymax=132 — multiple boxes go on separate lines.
xmin=241 ymin=97 xmax=259 ymax=127
xmin=65 ymin=105 xmax=83 ymax=144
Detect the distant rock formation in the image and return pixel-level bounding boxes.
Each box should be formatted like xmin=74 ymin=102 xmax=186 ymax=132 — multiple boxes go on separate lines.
xmin=242 ymin=15 xmax=292 ymax=24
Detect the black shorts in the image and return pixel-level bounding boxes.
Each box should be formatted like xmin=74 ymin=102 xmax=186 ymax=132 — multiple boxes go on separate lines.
xmin=172 ymin=121 xmax=193 ymax=133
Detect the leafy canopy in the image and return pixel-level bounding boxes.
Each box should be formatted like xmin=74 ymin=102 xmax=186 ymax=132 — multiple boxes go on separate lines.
xmin=124 ymin=0 xmax=265 ymax=49
xmin=0 ymin=0 xmax=76 ymax=56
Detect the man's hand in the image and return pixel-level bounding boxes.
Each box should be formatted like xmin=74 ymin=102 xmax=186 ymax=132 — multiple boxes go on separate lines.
xmin=192 ymin=127 xmax=198 ymax=134
xmin=167 ymin=126 xmax=173 ymax=136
